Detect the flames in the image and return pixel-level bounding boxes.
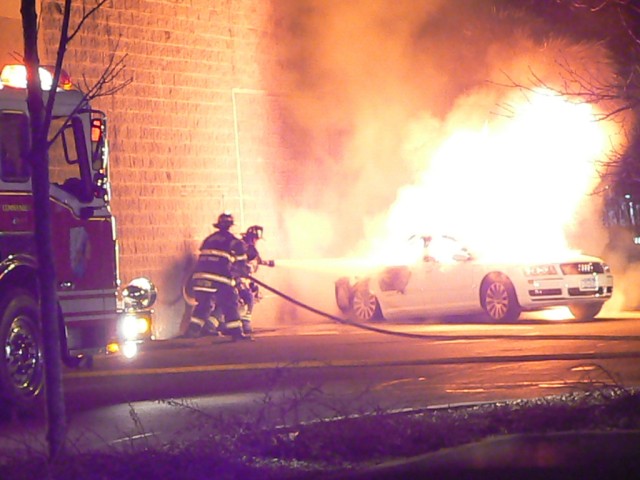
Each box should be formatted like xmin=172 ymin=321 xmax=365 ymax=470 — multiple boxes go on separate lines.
xmin=268 ymin=2 xmax=630 ymax=279
xmin=260 ymin=2 xmax=636 ymax=321
xmin=364 ymin=88 xmax=615 ymax=265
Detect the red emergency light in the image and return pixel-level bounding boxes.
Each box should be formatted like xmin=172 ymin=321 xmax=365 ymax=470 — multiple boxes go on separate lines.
xmin=91 ymin=118 xmax=104 ymax=143
xmin=43 ymin=65 xmax=74 ymax=91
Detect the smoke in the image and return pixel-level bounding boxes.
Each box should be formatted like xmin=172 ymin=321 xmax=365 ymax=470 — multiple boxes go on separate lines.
xmin=273 ymin=0 xmax=618 ymax=257
xmin=259 ymin=0 xmax=634 ymax=315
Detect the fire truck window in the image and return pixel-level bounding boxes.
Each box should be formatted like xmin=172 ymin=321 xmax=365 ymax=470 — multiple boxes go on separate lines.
xmin=49 ymin=116 xmax=91 ymax=201
xmin=0 ymin=111 xmax=30 ymax=182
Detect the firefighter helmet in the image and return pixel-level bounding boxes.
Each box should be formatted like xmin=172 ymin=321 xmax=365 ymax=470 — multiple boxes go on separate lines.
xmin=214 ymin=212 xmax=234 ymax=230
xmin=244 ymin=225 xmax=263 ymax=241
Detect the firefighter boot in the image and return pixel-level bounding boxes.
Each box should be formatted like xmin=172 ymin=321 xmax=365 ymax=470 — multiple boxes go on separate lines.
xmin=184 ymin=317 xmax=204 ymax=338
xmin=202 ymin=317 xmax=220 ymax=336
xmin=233 ymin=332 xmax=254 ymax=342
xmin=226 ymin=319 xmax=253 ymax=341
xmin=241 ymin=314 xmax=254 ymax=340
xmin=184 ymin=323 xmax=202 ymax=338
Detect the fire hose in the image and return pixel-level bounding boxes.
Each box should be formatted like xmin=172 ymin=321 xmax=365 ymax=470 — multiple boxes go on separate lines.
xmin=246 ymin=275 xmax=639 ymax=343
xmin=246 ymin=274 xmax=465 ymax=340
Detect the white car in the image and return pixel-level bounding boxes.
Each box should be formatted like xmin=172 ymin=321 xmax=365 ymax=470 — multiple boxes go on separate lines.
xmin=335 ymin=235 xmax=613 ymax=322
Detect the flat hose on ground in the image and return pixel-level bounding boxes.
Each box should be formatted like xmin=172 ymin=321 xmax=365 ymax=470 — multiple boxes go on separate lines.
xmin=247 ymin=275 xmax=472 ymax=340
xmin=246 ymin=275 xmax=640 ymax=343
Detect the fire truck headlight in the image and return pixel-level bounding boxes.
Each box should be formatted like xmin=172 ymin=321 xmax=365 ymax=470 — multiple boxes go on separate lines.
xmin=120 ymin=314 xmax=151 ymax=340
xmin=121 ymin=341 xmax=138 ymax=359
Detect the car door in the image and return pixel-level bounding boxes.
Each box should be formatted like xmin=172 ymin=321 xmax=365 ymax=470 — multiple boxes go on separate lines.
xmin=373 ymin=235 xmax=430 ymax=318
xmin=421 ymin=236 xmax=479 ymax=315
xmin=375 ymin=263 xmax=427 ymax=318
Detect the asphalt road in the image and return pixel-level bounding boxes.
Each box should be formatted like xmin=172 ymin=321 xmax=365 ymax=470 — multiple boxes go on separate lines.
xmin=2 ymin=311 xmax=640 ymax=453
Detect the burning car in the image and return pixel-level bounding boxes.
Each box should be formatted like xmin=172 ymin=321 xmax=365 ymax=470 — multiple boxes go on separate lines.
xmin=335 ymin=234 xmax=613 ymax=322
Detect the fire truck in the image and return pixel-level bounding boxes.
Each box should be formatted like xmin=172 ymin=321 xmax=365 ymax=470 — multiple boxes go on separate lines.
xmin=0 ymin=64 xmax=155 ymax=410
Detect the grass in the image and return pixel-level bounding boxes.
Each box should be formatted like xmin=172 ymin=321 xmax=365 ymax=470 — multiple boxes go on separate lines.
xmin=1 ymin=366 xmax=639 ymax=479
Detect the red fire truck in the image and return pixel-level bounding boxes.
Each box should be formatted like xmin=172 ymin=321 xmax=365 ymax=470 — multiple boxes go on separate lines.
xmin=0 ymin=64 xmax=155 ymax=410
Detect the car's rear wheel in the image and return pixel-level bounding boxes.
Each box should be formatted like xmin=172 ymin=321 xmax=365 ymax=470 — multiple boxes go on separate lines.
xmin=335 ymin=277 xmax=352 ymax=313
xmin=351 ymin=282 xmax=382 ymax=322
xmin=569 ymin=303 xmax=603 ymax=321
xmin=481 ymin=274 xmax=521 ymax=322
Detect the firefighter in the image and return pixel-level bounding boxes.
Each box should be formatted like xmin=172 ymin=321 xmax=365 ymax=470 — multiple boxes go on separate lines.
xmin=237 ymin=225 xmax=275 ymax=336
xmin=185 ymin=212 xmax=250 ymax=340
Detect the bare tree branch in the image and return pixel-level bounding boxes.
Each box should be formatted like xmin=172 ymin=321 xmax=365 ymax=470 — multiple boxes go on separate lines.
xmin=81 ymin=49 xmax=133 ymax=99
xmin=570 ymin=0 xmax=640 ymax=44
xmin=67 ymin=0 xmax=109 ymax=44
xmin=47 ymin=37 xmax=132 ymax=148
xmin=43 ymin=0 xmax=71 ymax=133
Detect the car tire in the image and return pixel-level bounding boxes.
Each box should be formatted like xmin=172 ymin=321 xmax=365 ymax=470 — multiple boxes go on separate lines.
xmin=0 ymin=289 xmax=45 ymax=411
xmin=481 ymin=274 xmax=521 ymax=322
xmin=351 ymin=282 xmax=382 ymax=322
xmin=569 ymin=303 xmax=603 ymax=321
xmin=335 ymin=277 xmax=352 ymax=313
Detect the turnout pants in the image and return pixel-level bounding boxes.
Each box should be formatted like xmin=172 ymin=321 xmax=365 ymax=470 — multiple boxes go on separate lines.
xmin=188 ymin=283 xmax=244 ymax=338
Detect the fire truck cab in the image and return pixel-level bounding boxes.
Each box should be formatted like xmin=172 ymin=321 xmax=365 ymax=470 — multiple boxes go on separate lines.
xmin=0 ymin=65 xmax=154 ymax=410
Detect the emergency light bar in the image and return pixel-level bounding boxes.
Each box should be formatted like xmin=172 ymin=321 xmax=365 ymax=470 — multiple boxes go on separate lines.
xmin=0 ymin=64 xmax=74 ymax=91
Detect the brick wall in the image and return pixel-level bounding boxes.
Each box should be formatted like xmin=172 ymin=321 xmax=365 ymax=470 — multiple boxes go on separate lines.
xmin=39 ymin=0 xmax=277 ymax=337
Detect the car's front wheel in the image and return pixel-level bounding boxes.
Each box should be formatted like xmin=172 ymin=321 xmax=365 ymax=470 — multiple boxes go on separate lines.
xmin=569 ymin=303 xmax=603 ymax=321
xmin=351 ymin=282 xmax=382 ymax=322
xmin=481 ymin=274 xmax=521 ymax=322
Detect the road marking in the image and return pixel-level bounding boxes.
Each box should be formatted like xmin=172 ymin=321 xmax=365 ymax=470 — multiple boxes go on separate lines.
xmin=67 ymin=350 xmax=640 ymax=379
xmin=570 ymin=364 xmax=598 ymax=371
xmin=68 ymin=360 xmax=371 ymax=378
xmin=110 ymin=432 xmax=156 ymax=445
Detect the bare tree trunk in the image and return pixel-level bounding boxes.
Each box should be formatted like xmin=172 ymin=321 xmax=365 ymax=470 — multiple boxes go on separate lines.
xmin=21 ymin=0 xmax=67 ymax=460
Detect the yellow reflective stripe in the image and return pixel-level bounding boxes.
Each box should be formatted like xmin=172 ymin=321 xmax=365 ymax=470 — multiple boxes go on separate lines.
xmin=192 ymin=272 xmax=235 ymax=286
xmin=190 ymin=317 xmax=205 ymax=327
xmin=192 ymin=285 xmax=219 ymax=293
xmin=225 ymin=320 xmax=242 ymax=329
xmin=201 ymin=249 xmax=247 ymax=264
xmin=200 ymin=249 xmax=234 ymax=261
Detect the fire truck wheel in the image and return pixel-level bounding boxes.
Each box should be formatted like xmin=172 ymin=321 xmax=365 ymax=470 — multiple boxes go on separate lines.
xmin=0 ymin=289 xmax=45 ymax=411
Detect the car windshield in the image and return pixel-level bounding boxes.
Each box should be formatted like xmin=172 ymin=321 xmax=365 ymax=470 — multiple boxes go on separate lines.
xmin=423 ymin=235 xmax=472 ymax=263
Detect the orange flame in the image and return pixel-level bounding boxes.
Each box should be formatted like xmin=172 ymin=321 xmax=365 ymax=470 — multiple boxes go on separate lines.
xmin=366 ymin=89 xmax=612 ymax=264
